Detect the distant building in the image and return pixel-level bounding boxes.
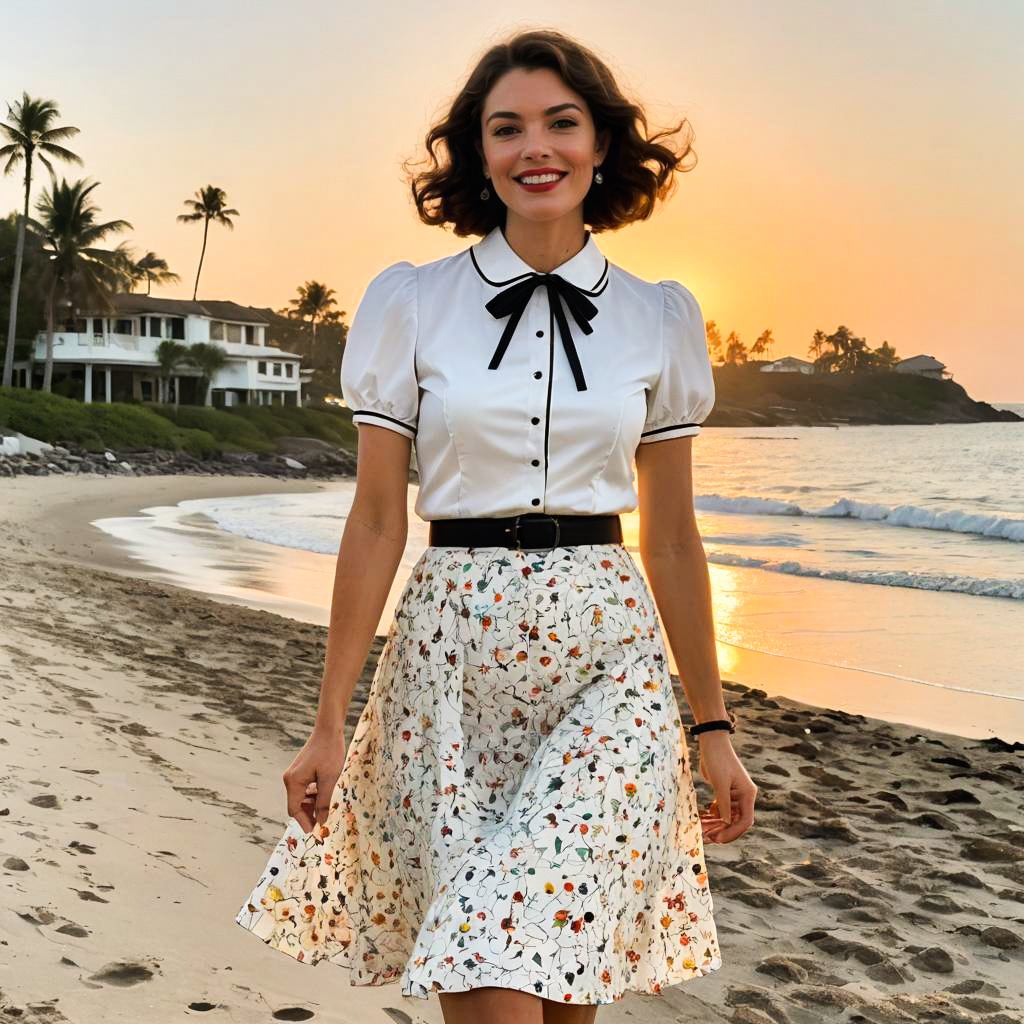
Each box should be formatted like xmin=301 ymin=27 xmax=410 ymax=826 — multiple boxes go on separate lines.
xmin=760 ymin=356 xmax=816 ymax=375
xmin=11 ymin=294 xmax=314 ymax=407
xmin=894 ymin=354 xmax=950 ymax=380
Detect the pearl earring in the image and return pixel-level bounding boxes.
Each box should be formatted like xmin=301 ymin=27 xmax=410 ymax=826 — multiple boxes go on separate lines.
xmin=594 ymin=166 xmax=604 ymax=184
xmin=480 ymin=172 xmax=491 ymax=201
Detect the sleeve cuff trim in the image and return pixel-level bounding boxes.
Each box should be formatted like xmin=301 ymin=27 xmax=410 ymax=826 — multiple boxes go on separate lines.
xmin=352 ymin=410 xmax=417 ymax=437
xmin=640 ymin=421 xmax=700 ymax=439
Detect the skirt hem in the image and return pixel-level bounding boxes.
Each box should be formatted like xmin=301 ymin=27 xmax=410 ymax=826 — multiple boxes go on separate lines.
xmin=234 ymin=912 xmax=723 ymax=1005
xmin=400 ymin=956 xmax=725 ymax=1004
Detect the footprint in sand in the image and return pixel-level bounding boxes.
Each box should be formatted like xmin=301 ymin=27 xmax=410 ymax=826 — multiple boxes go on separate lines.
xmin=87 ymin=959 xmax=159 ymax=986
xmin=73 ymin=889 xmax=109 ymax=903
xmin=56 ymin=922 xmax=90 ymax=937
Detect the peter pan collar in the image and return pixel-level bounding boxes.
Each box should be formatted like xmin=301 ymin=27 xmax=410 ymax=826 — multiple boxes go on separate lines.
xmin=470 ymin=224 xmax=609 ymax=293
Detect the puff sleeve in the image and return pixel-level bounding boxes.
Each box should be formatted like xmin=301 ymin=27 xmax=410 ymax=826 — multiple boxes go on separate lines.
xmin=340 ymin=260 xmax=419 ymax=439
xmin=639 ymin=279 xmax=716 ymax=443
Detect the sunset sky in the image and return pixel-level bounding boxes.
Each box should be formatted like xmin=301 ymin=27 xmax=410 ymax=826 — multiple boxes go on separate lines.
xmin=3 ymin=1 xmax=1021 ymax=401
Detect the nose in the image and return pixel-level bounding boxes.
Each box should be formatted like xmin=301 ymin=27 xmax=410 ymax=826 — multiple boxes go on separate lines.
xmin=519 ymin=128 xmax=551 ymax=160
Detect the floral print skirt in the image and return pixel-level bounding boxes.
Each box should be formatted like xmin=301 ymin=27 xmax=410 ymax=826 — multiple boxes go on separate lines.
xmin=234 ymin=541 xmax=723 ymax=1005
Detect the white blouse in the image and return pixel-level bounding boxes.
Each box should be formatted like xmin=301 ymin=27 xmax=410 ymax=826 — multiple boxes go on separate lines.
xmin=340 ymin=224 xmax=715 ymax=521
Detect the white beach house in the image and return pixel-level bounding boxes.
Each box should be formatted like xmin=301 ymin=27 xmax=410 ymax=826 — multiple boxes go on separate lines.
xmin=894 ymin=354 xmax=950 ymax=380
xmin=11 ymin=294 xmax=314 ymax=407
xmin=760 ymin=356 xmax=817 ymax=374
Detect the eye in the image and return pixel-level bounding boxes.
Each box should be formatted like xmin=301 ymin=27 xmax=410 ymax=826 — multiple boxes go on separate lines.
xmin=492 ymin=118 xmax=578 ymax=137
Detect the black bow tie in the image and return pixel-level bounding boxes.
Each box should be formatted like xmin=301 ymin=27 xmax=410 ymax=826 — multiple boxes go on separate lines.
xmin=484 ymin=272 xmax=599 ymax=391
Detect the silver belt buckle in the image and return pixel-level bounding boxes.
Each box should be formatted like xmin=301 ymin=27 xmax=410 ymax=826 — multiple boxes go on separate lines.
xmin=505 ymin=513 xmax=561 ymax=552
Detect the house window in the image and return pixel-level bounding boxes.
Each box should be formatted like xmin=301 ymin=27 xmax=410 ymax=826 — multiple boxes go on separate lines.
xmin=210 ymin=321 xmax=225 ymax=340
xmin=169 ymin=317 xmax=185 ymax=340
xmin=272 ymin=362 xmax=282 ymax=376
xmin=92 ymin=318 xmax=105 ymax=335
xmin=285 ymin=363 xmax=294 ymax=377
xmin=226 ymin=323 xmax=242 ymax=344
xmin=149 ymin=316 xmax=163 ymax=337
xmin=245 ymin=324 xmax=255 ymax=344
xmin=114 ymin=318 xmax=133 ymax=335
xmin=258 ymin=361 xmax=267 ymax=374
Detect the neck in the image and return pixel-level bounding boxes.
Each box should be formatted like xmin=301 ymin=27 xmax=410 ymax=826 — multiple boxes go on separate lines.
xmin=502 ymin=213 xmax=588 ymax=274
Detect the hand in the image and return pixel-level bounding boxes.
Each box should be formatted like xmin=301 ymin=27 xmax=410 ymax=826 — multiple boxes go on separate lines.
xmin=282 ymin=723 xmax=348 ymax=835
xmin=694 ymin=731 xmax=757 ymax=845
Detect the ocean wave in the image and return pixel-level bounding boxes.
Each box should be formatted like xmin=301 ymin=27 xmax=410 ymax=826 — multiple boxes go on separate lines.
xmin=703 ymin=550 xmax=1024 ymax=600
xmin=695 ymin=494 xmax=1024 ymax=542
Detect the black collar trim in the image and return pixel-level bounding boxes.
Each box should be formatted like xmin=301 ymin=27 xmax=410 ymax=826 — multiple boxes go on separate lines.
xmin=469 ymin=243 xmax=610 ymax=295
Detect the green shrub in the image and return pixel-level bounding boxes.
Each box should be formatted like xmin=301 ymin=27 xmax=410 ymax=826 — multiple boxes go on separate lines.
xmin=0 ymin=386 xmax=357 ymax=456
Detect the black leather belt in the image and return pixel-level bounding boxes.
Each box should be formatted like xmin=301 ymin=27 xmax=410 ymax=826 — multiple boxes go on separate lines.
xmin=428 ymin=512 xmax=623 ymax=552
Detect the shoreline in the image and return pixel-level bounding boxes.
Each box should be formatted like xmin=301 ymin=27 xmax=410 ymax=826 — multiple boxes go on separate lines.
xmin=1 ymin=472 xmax=1022 ymax=1020
xmin=5 ymin=471 xmax=1021 ymax=743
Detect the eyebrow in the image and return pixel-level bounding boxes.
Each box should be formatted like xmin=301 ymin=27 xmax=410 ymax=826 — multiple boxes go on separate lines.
xmin=485 ymin=102 xmax=583 ymax=125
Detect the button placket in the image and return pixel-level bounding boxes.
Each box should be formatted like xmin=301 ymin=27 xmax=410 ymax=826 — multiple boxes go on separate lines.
xmin=529 ymin=306 xmax=547 ymax=508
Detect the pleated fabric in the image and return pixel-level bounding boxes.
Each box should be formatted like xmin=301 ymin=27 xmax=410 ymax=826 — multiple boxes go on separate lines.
xmin=234 ymin=541 xmax=723 ymax=1004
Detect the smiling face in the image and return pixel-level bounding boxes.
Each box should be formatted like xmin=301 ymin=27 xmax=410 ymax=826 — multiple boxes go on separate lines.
xmin=477 ymin=66 xmax=607 ymax=230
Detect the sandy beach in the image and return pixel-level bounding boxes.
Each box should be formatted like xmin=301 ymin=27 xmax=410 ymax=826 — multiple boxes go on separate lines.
xmin=1 ymin=473 xmax=1022 ymax=1023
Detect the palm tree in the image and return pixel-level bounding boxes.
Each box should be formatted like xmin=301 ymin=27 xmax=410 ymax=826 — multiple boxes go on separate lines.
xmin=285 ymin=280 xmax=339 ymax=339
xmin=30 ymin=176 xmax=131 ymax=393
xmin=873 ymin=340 xmax=900 ymax=370
xmin=185 ymin=341 xmax=228 ymax=406
xmin=176 ymin=185 xmax=239 ymax=300
xmin=133 ymin=251 xmax=181 ymax=295
xmin=0 ymin=92 xmax=82 ymax=388
xmin=704 ymin=320 xmax=723 ymax=364
xmin=811 ymin=325 xmax=874 ymax=373
xmin=154 ymin=339 xmax=190 ymax=404
xmin=112 ymin=246 xmax=181 ymax=296
xmin=724 ymin=331 xmax=747 ymax=365
xmin=750 ymin=328 xmax=774 ymax=362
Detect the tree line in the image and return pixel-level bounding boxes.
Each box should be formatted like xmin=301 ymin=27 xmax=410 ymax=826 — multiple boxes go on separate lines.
xmin=708 ymin=319 xmax=901 ymax=376
xmin=705 ymin=319 xmax=902 ymax=374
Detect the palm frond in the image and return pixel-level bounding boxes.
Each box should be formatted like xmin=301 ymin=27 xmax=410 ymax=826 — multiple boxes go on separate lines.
xmin=39 ymin=143 xmax=82 ymax=165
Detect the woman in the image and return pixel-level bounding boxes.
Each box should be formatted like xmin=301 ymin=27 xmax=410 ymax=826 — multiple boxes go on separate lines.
xmin=235 ymin=28 xmax=757 ymax=1023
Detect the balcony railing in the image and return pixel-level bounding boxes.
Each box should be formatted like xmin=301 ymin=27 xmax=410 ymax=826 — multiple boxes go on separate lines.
xmin=36 ymin=332 xmax=154 ymax=354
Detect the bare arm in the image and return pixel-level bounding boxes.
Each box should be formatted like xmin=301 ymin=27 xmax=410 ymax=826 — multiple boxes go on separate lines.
xmin=635 ymin=436 xmax=726 ymax=724
xmin=283 ymin=422 xmax=412 ymax=832
xmin=314 ymin=424 xmax=413 ymax=731
xmin=635 ymin=436 xmax=757 ymax=843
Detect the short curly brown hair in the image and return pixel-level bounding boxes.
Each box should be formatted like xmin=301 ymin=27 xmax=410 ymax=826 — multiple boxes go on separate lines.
xmin=402 ymin=28 xmax=696 ymax=237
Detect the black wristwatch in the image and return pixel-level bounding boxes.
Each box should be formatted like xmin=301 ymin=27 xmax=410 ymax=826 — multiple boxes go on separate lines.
xmin=688 ymin=711 xmax=737 ymax=738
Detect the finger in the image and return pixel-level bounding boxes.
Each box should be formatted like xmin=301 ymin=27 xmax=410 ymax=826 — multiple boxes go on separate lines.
xmin=284 ymin=775 xmax=316 ymax=833
xmin=313 ymin=774 xmax=341 ymax=827
xmin=713 ymin=789 xmax=734 ymax=824
xmin=711 ymin=789 xmax=756 ymax=843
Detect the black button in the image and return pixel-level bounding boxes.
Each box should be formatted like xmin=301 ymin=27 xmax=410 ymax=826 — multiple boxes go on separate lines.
xmin=533 ymin=370 xmax=542 ymax=379
xmin=531 ymin=498 xmax=540 ymax=506
xmin=531 ymin=416 xmax=540 ymax=425
xmin=531 ymin=458 xmax=539 ymax=466
xmin=536 ymin=330 xmax=544 ymax=337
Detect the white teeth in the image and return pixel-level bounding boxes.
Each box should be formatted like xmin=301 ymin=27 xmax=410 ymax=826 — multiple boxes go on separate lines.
xmin=519 ymin=173 xmax=563 ymax=185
